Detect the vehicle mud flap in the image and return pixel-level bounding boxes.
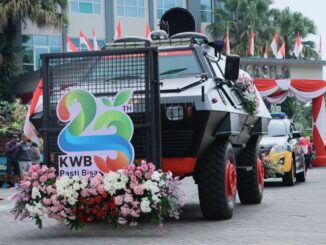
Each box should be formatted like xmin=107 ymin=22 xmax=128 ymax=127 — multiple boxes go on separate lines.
xmin=195 ymin=139 xmax=236 ymax=220
xmin=236 ymin=136 xmax=264 ymax=204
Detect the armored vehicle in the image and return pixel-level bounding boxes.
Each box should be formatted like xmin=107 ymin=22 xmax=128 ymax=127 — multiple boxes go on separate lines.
xmin=37 ymin=8 xmax=271 ymax=220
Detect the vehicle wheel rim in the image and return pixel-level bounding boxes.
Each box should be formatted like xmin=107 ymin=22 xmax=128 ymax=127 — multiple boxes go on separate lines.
xmin=225 ymin=160 xmax=237 ymax=201
xmin=257 ymin=159 xmax=264 ymax=186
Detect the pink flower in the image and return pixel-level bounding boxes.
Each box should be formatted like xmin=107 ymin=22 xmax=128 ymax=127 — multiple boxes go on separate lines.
xmin=31 ymin=172 xmax=38 ymax=179
xmin=47 ymin=172 xmax=56 ymax=179
xmin=145 ymin=172 xmax=152 ymax=180
xmin=22 ymin=180 xmax=31 ymax=190
xmin=130 ymin=209 xmax=140 ymax=218
xmin=148 ymin=163 xmax=156 ymax=171
xmin=130 ymin=175 xmax=137 ymax=183
xmin=141 ymin=164 xmax=148 ymax=171
xmin=130 ymin=221 xmax=138 ymax=227
xmin=135 ymin=170 xmax=142 ymax=177
xmin=43 ymin=198 xmax=52 ymax=205
xmin=97 ymin=184 xmax=105 ymax=193
xmin=41 ymin=165 xmax=48 ymax=172
xmin=46 ymin=186 xmax=55 ymax=194
xmin=37 ymin=169 xmax=44 ymax=175
xmin=81 ymin=189 xmax=89 ymax=197
xmin=133 ymin=185 xmax=143 ymax=195
xmin=114 ymin=195 xmax=124 ymax=206
xmin=124 ymin=193 xmax=133 ymax=203
xmin=120 ymin=206 xmax=130 ymax=217
xmin=32 ymin=181 xmax=39 ymax=187
xmin=40 ymin=175 xmax=48 ymax=183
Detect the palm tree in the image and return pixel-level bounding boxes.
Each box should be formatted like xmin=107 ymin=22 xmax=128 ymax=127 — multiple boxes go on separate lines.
xmin=0 ymin=0 xmax=67 ymax=101
xmin=207 ymin=0 xmax=272 ymax=56
xmin=207 ymin=0 xmax=318 ymax=59
xmin=269 ymin=7 xmax=318 ymax=59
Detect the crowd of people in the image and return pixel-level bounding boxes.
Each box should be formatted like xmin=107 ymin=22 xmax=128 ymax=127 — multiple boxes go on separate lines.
xmin=2 ymin=133 xmax=41 ymax=189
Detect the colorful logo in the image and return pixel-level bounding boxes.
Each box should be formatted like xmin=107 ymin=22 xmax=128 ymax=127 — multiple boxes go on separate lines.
xmin=57 ymin=89 xmax=134 ymax=174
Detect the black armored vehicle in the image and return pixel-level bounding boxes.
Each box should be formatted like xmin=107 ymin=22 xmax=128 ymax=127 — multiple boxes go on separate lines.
xmin=37 ymin=8 xmax=271 ymax=220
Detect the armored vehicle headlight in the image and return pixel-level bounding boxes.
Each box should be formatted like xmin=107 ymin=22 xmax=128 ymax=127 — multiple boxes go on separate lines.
xmin=166 ymin=106 xmax=184 ymax=121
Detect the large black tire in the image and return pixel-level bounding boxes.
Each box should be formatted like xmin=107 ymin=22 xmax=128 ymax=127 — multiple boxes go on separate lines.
xmin=236 ymin=136 xmax=264 ymax=204
xmin=196 ymin=139 xmax=236 ymax=220
xmin=283 ymin=159 xmax=296 ymax=186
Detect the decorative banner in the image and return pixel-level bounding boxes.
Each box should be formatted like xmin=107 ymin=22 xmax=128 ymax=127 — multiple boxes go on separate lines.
xmin=56 ymin=89 xmax=135 ymax=177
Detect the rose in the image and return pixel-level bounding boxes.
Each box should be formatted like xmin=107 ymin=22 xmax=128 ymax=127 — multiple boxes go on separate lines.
xmin=114 ymin=195 xmax=124 ymax=206
xmin=135 ymin=170 xmax=142 ymax=177
xmin=40 ymin=175 xmax=48 ymax=183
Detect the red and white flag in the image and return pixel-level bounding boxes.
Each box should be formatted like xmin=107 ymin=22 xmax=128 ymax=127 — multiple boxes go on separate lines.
xmin=23 ymin=79 xmax=43 ymax=145
xmin=270 ymin=31 xmax=278 ymax=57
xmin=293 ymin=32 xmax=303 ymax=58
xmin=225 ymin=28 xmax=230 ymax=55
xmin=276 ymin=42 xmax=286 ymax=59
xmin=66 ymin=36 xmax=78 ymax=52
xmin=249 ymin=31 xmax=255 ymax=56
xmin=92 ymin=28 xmax=100 ymax=51
xmin=80 ymin=31 xmax=93 ymax=51
xmin=115 ymin=21 xmax=122 ymax=40
xmin=263 ymin=46 xmax=268 ymax=58
xmin=145 ymin=22 xmax=151 ymax=40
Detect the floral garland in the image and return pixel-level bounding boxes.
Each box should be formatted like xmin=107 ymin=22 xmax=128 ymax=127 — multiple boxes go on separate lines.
xmin=236 ymin=74 xmax=260 ymax=116
xmin=11 ymin=162 xmax=183 ymax=230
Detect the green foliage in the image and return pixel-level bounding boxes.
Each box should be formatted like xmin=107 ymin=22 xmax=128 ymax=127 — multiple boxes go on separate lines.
xmin=277 ymin=97 xmax=312 ymax=136
xmin=0 ymin=100 xmax=27 ymax=135
xmin=0 ymin=0 xmax=68 ymax=102
xmin=207 ymin=0 xmax=318 ymax=59
xmin=265 ymin=159 xmax=284 ymax=178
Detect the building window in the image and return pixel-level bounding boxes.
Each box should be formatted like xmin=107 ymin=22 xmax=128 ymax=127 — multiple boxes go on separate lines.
xmin=70 ymin=38 xmax=105 ymax=51
xmin=157 ymin=0 xmax=183 ymax=19
xmin=22 ymin=35 xmax=62 ymax=73
xmin=117 ymin=0 xmax=145 ymax=18
xmin=201 ymin=0 xmax=213 ymax=23
xmin=70 ymin=0 xmax=100 ymax=14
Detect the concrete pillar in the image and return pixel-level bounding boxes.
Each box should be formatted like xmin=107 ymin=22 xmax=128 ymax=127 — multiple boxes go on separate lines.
xmin=187 ymin=0 xmax=201 ymax=32
xmin=105 ymin=0 xmax=115 ymax=42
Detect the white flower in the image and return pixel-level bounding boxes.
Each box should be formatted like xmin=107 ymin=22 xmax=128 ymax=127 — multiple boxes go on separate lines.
xmin=103 ymin=171 xmax=127 ymax=195
xmin=151 ymin=171 xmax=161 ymax=182
xmin=140 ymin=197 xmax=151 ymax=213
xmin=31 ymin=187 xmax=41 ymax=200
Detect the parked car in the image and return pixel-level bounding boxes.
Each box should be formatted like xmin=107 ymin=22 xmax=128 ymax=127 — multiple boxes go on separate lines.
xmin=259 ymin=113 xmax=306 ymax=186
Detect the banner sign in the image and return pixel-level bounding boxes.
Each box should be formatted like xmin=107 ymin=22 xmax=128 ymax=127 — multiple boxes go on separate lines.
xmin=57 ymin=89 xmax=135 ymax=177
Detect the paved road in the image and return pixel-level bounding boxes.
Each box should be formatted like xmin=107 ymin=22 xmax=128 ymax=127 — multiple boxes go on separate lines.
xmin=0 ymin=168 xmax=326 ymax=245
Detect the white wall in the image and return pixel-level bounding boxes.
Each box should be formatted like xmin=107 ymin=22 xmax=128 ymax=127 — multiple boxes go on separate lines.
xmin=290 ymin=65 xmax=324 ymax=80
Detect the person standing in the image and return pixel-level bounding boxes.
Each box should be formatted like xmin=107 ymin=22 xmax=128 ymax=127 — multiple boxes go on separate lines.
xmin=16 ymin=134 xmax=32 ymax=176
xmin=2 ymin=134 xmax=20 ymax=188
xmin=305 ymin=136 xmax=313 ymax=169
xmin=30 ymin=142 xmax=41 ymax=165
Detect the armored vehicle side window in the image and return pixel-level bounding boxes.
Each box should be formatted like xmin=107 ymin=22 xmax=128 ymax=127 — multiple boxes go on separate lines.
xmin=159 ymin=50 xmax=201 ymax=79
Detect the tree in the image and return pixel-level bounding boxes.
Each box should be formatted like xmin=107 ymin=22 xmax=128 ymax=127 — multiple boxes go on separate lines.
xmin=0 ymin=0 xmax=67 ymax=102
xmin=207 ymin=0 xmax=272 ymax=56
xmin=207 ymin=0 xmax=318 ymax=59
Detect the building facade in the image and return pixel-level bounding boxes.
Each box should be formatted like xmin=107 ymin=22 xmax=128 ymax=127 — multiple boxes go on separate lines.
xmin=21 ymin=0 xmax=219 ymax=74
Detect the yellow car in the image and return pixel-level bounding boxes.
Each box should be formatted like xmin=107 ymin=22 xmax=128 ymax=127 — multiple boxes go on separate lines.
xmin=259 ymin=117 xmax=306 ymax=186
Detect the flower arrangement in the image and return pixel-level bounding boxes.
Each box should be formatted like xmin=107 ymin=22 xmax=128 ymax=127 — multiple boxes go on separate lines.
xmin=264 ymin=159 xmax=284 ymax=178
xmin=11 ymin=162 xmax=183 ymax=230
xmin=235 ymin=74 xmax=260 ymax=116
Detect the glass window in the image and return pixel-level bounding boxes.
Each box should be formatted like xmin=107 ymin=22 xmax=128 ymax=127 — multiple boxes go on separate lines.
xmin=22 ymin=35 xmax=61 ymax=73
xmin=117 ymin=0 xmax=145 ymax=17
xmin=268 ymin=120 xmax=288 ymax=137
xmin=201 ymin=0 xmax=213 ymax=23
xmin=159 ymin=50 xmax=201 ymax=79
xmin=33 ymin=35 xmax=48 ymax=46
xmin=157 ymin=0 xmax=184 ymax=19
xmin=70 ymin=0 xmax=101 ymax=14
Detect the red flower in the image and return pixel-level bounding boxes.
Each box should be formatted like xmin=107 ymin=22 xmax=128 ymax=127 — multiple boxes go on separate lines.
xmin=102 ymin=192 xmax=108 ymax=199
